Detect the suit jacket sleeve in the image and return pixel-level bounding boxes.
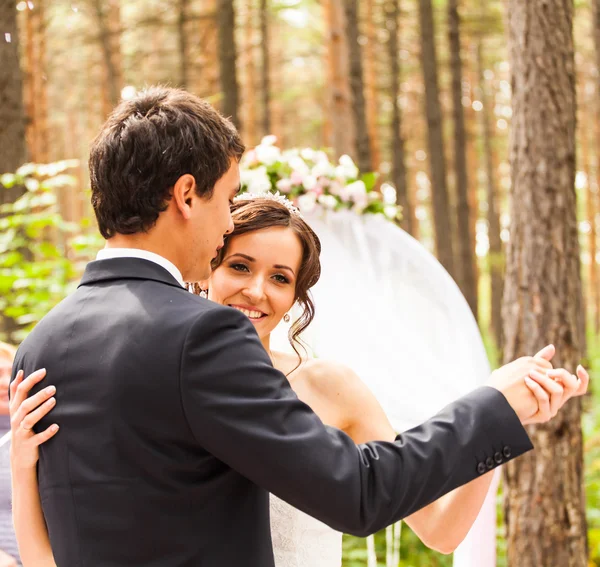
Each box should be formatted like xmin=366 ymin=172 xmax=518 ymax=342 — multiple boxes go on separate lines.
xmin=179 ymin=306 xmax=532 ymax=536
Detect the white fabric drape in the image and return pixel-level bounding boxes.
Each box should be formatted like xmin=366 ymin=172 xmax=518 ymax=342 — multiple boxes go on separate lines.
xmin=271 ymin=210 xmax=497 ymax=567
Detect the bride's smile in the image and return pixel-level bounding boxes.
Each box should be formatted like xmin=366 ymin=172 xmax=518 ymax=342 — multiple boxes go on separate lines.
xmin=208 ymin=224 xmax=303 ymax=340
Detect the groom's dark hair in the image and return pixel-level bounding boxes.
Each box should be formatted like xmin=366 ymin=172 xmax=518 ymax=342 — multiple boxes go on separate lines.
xmin=89 ymin=86 xmax=245 ymax=239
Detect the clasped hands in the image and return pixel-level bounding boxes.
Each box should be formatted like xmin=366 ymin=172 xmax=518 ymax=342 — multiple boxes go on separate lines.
xmin=488 ymin=344 xmax=589 ymax=425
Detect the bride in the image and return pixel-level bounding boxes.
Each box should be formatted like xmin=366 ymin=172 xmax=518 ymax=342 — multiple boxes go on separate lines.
xmin=9 ymin=193 xmax=586 ymax=567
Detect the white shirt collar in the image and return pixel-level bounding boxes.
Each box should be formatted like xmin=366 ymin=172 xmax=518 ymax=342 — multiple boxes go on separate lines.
xmin=96 ymin=248 xmax=185 ymax=288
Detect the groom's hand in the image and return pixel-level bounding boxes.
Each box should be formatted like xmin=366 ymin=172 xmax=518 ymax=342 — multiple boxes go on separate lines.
xmin=487 ymin=344 xmax=563 ymax=424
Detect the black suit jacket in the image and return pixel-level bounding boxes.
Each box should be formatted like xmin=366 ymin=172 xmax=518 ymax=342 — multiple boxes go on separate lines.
xmin=12 ymin=258 xmax=532 ymax=566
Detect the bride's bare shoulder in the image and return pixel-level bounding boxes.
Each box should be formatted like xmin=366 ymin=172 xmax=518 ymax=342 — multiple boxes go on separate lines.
xmin=299 ymin=358 xmax=362 ymax=395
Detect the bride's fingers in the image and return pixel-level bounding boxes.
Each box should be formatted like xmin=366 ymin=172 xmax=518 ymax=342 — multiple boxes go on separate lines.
xmin=15 ymin=391 xmax=56 ymax=434
xmin=575 ymin=365 xmax=590 ymax=396
xmin=524 ymin=376 xmax=551 ymax=422
xmin=8 ymin=370 xmax=24 ymax=403
xmin=11 ymin=385 xmax=56 ymax=434
xmin=11 ymin=369 xmax=47 ymax=413
xmin=32 ymin=424 xmax=59 ymax=447
xmin=527 ymin=370 xmax=564 ymax=417
xmin=546 ymin=369 xmax=578 ymax=398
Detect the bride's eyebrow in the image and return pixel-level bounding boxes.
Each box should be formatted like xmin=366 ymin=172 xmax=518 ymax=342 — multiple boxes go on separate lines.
xmin=226 ymin=253 xmax=255 ymax=262
xmin=274 ymin=264 xmax=295 ymax=276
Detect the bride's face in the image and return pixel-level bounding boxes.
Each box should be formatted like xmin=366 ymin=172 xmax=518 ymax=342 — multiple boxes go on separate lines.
xmin=208 ymin=226 xmax=303 ymax=339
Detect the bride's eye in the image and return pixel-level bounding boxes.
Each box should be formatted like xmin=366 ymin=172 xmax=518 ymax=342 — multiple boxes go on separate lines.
xmin=229 ymin=263 xmax=249 ymax=273
xmin=273 ymin=274 xmax=290 ymax=284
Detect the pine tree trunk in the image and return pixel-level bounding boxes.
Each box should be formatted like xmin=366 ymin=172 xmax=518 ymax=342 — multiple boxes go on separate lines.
xmin=93 ymin=0 xmax=123 ymax=114
xmin=344 ymin=0 xmax=372 ymax=173
xmin=592 ymin=0 xmax=600 ymax=333
xmin=418 ymin=0 xmax=455 ymax=277
xmin=217 ymin=0 xmax=240 ymax=127
xmin=387 ymin=0 xmax=412 ymax=235
xmin=477 ymin=41 xmax=503 ymax=351
xmin=503 ymin=2 xmax=587 ymax=565
xmin=259 ymin=0 xmax=271 ymax=136
xmin=178 ymin=0 xmax=190 ymax=88
xmin=579 ymin=82 xmax=598 ymax=333
xmin=363 ymin=0 xmax=381 ymax=171
xmin=464 ymin=48 xmax=479 ymax=308
xmin=242 ymin=0 xmax=257 ymax=145
xmin=0 ymin=0 xmax=27 ymax=340
xmin=324 ymin=0 xmax=354 ymax=159
xmin=447 ymin=0 xmax=476 ymax=317
xmin=0 ymin=0 xmax=27 ymax=177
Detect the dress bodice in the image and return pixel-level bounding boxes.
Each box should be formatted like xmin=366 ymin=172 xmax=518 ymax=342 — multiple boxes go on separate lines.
xmin=270 ymin=493 xmax=342 ymax=567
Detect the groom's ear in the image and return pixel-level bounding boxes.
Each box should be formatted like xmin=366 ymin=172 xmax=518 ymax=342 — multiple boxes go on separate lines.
xmin=172 ymin=174 xmax=197 ymax=220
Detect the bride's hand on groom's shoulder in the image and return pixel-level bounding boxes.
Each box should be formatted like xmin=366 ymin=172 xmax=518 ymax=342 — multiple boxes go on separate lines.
xmin=9 ymin=368 xmax=59 ymax=471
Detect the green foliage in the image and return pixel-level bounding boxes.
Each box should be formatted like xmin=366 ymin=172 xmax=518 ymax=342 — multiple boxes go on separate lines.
xmin=0 ymin=161 xmax=102 ymax=341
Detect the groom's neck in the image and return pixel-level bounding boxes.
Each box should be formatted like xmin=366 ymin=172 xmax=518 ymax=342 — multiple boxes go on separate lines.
xmin=105 ymin=232 xmax=184 ymax=274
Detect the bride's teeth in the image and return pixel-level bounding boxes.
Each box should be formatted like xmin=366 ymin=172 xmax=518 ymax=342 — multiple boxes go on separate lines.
xmin=233 ymin=306 xmax=264 ymax=319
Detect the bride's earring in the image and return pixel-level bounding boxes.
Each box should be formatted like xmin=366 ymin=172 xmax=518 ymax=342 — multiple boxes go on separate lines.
xmin=283 ymin=313 xmax=290 ymax=323
xmin=200 ymin=289 xmax=208 ymax=299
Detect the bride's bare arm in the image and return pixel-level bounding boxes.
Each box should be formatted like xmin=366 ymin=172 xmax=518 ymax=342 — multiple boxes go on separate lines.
xmin=9 ymin=369 xmax=58 ymax=567
xmin=312 ymin=360 xmax=585 ymax=555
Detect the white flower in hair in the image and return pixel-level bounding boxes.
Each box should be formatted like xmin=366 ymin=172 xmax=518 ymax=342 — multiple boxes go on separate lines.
xmin=234 ymin=191 xmax=303 ymax=218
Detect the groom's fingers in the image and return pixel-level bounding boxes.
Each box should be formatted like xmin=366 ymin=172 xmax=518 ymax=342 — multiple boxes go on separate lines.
xmin=533 ymin=344 xmax=555 ymax=366
xmin=528 ymin=370 xmax=564 ymax=417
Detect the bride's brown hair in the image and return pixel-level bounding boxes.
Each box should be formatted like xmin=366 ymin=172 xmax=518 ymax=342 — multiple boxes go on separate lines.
xmin=211 ymin=198 xmax=322 ymax=363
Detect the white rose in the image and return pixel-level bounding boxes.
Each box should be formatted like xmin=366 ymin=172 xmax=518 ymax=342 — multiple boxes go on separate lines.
xmin=303 ymin=175 xmax=318 ymax=190
xmin=318 ymin=194 xmax=338 ymax=210
xmin=297 ymin=192 xmax=317 ymax=213
xmin=261 ymin=135 xmax=277 ymax=146
xmin=255 ymin=144 xmax=281 ymax=166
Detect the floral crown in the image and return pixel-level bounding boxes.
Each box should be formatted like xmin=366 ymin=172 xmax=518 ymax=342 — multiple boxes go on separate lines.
xmin=233 ymin=191 xmax=303 ymax=218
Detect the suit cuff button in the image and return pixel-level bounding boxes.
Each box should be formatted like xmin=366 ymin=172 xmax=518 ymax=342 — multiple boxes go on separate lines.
xmin=485 ymin=457 xmax=495 ymax=469
xmin=494 ymin=452 xmax=503 ymax=464
xmin=477 ymin=462 xmax=487 ymax=475
xmin=503 ymin=446 xmax=512 ymax=459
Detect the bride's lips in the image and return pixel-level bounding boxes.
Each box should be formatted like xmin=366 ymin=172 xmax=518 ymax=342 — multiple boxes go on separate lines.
xmin=229 ymin=304 xmax=268 ymax=321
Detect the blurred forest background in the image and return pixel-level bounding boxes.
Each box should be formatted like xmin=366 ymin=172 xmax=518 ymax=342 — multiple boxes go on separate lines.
xmin=1 ymin=0 xmax=600 ymax=565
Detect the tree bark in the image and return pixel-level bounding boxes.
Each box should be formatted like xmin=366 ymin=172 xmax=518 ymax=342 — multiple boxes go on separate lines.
xmin=242 ymin=0 xmax=257 ymax=145
xmin=363 ymin=0 xmax=381 ymax=171
xmin=0 ymin=0 xmax=27 ymax=177
xmin=259 ymin=0 xmax=271 ymax=136
xmin=177 ymin=0 xmax=190 ymax=88
xmin=387 ymin=0 xmax=412 ymax=235
xmin=0 ymin=0 xmax=27 ymax=340
xmin=591 ymin=0 xmax=600 ymax=333
xmin=344 ymin=0 xmax=372 ymax=173
xmin=447 ymin=0 xmax=476 ymax=317
xmin=579 ymin=80 xmax=599 ymax=335
xmin=93 ymin=0 xmax=123 ymax=114
xmin=217 ymin=0 xmax=240 ymax=127
xmin=417 ymin=0 xmax=455 ymax=277
xmin=324 ymin=0 xmax=354 ymax=159
xmin=503 ymin=2 xmax=587 ymax=566
xmin=476 ymin=41 xmax=503 ymax=351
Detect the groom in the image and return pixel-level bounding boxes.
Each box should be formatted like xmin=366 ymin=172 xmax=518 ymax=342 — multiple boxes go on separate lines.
xmin=11 ymin=87 xmax=585 ymax=566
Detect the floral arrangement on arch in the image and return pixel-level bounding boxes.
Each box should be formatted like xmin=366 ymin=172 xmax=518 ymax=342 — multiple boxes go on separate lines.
xmin=239 ymin=136 xmax=401 ymax=221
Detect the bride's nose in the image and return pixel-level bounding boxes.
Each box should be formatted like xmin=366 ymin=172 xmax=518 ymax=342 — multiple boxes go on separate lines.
xmin=242 ymin=276 xmax=266 ymax=302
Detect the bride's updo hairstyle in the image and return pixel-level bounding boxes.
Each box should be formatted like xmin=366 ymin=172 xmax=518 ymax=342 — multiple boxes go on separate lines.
xmin=211 ymin=197 xmax=322 ymax=359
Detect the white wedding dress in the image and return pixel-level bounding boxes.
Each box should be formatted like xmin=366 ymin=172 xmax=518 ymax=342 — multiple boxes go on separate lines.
xmin=270 ymin=494 xmax=343 ymax=567
xmin=270 ymin=210 xmax=498 ymax=567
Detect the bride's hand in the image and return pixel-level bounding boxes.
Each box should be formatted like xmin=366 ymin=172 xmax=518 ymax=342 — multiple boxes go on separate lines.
xmin=9 ymin=369 xmax=59 ymax=471
xmin=525 ymin=363 xmax=589 ymax=423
